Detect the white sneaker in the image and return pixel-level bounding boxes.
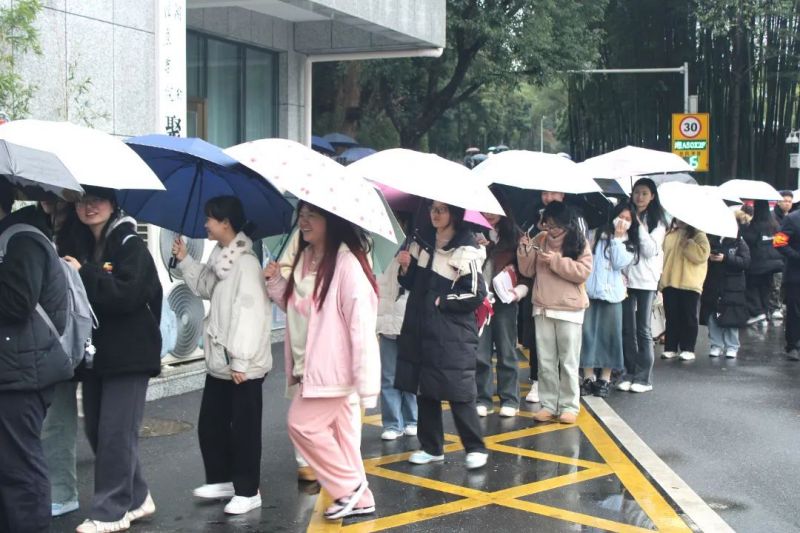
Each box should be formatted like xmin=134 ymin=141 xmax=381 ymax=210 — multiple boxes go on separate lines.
xmin=193 ymin=482 xmax=235 ymax=499
xmin=747 ymin=313 xmax=767 ymax=325
xmin=616 ymin=380 xmax=632 ymax=392
xmin=661 ymin=351 xmax=678 ymax=359
xmin=498 ymin=405 xmax=518 ymax=418
xmin=630 ymin=383 xmax=653 ymax=393
xmin=125 ymin=492 xmax=155 ymax=522
xmin=465 ymin=452 xmax=488 ymax=470
xmin=408 ymin=450 xmax=444 ymax=464
xmin=75 ymin=518 xmax=130 ymax=533
xmin=525 ymin=381 xmax=539 ymax=403
xmin=403 ymin=425 xmax=418 ymax=436
xmin=725 ymin=350 xmax=738 ymax=359
xmin=709 ymin=346 xmax=722 ymax=357
xmin=476 ymin=405 xmax=493 ymax=417
xmin=679 ymin=351 xmax=696 ymax=361
xmin=381 ymin=429 xmax=404 ymax=441
xmin=771 ymin=310 xmax=784 ymax=320
xmin=224 ymin=493 xmax=262 ymax=515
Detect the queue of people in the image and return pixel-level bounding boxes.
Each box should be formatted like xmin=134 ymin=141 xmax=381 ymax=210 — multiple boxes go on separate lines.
xmin=1 ymin=172 xmax=798 ymax=532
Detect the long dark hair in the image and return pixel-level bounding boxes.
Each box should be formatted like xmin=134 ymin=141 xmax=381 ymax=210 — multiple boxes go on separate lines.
xmin=284 ymin=201 xmax=378 ymax=310
xmin=593 ymin=202 xmax=641 ymax=263
xmin=542 ymin=201 xmax=585 ymax=260
xmin=487 ymin=187 xmax=519 ymax=252
xmin=632 ymin=177 xmax=667 ymax=231
xmin=72 ymin=186 xmax=123 ymax=263
xmin=204 ymin=195 xmax=254 ymax=236
xmin=751 ymin=199 xmax=778 ymax=235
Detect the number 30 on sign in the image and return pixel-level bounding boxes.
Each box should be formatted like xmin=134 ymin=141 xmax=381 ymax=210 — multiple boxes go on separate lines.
xmin=672 ymin=113 xmax=710 ymax=172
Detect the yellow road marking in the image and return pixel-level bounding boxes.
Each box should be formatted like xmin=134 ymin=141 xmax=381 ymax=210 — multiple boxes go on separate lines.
xmin=308 ymin=489 xmax=341 ymax=532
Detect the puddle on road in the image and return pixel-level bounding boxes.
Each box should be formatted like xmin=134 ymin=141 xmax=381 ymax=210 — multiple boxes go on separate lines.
xmin=139 ymin=417 xmax=193 ymax=437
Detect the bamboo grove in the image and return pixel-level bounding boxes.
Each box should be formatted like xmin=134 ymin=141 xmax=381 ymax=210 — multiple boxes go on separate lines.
xmin=567 ymin=0 xmax=800 ymax=187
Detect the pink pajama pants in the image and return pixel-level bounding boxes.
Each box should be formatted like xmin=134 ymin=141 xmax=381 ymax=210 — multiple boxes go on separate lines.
xmin=287 ymin=390 xmax=374 ymax=507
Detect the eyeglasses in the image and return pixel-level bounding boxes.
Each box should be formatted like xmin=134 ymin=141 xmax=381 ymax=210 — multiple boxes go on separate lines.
xmin=429 ymin=206 xmax=449 ymax=215
xmin=76 ymin=196 xmax=107 ymax=208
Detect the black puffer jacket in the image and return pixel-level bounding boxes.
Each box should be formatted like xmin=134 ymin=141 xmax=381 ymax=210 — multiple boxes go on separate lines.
xmin=77 ymin=217 xmax=162 ymax=377
xmin=395 ymin=227 xmax=487 ymax=402
xmin=742 ymin=222 xmax=783 ymax=275
xmin=776 ymin=210 xmax=800 ymax=284
xmin=0 ymin=210 xmax=72 ymax=391
xmin=700 ymin=234 xmax=750 ymax=328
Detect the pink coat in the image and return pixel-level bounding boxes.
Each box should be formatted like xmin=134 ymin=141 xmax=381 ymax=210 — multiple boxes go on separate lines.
xmin=267 ymin=247 xmax=380 ymax=401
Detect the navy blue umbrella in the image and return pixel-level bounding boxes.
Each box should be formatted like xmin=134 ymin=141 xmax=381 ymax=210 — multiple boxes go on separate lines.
xmin=311 ymin=135 xmax=335 ymax=155
xmin=322 ymin=132 xmax=358 ymax=147
xmin=336 ymin=146 xmax=376 ymax=165
xmin=118 ymin=135 xmax=293 ymax=242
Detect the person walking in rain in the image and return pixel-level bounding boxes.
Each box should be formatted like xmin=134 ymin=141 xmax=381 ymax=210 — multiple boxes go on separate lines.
xmin=174 ymin=196 xmax=272 ymax=515
xmin=396 ymin=201 xmax=489 ymax=470
xmin=265 ymin=201 xmax=380 ymax=520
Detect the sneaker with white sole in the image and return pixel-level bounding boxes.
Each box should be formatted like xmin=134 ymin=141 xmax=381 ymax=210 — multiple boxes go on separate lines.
xmin=324 ymin=483 xmax=368 ymax=520
xmin=408 ymin=450 xmax=444 ymax=465
xmin=525 ymin=381 xmax=539 ymax=403
xmin=630 ymin=383 xmax=653 ymax=393
xmin=616 ymin=380 xmax=632 ymax=392
xmin=224 ymin=493 xmax=262 ymax=515
xmin=75 ymin=518 xmax=130 ymax=533
xmin=193 ymin=482 xmax=235 ymax=499
xmin=725 ymin=350 xmax=737 ymax=359
xmin=381 ymin=428 xmax=404 ymax=441
xmin=679 ymin=351 xmax=696 ymax=361
xmin=403 ymin=425 xmax=418 ymax=436
xmin=747 ymin=313 xmax=767 ymax=325
xmin=476 ymin=405 xmax=493 ymax=417
xmin=661 ymin=351 xmax=678 ymax=359
xmin=771 ymin=309 xmax=784 ymax=320
xmin=125 ymin=492 xmax=155 ymax=522
xmin=498 ymin=405 xmax=518 ymax=417
xmin=709 ymin=346 xmax=722 ymax=357
xmin=465 ymin=452 xmax=488 ymax=470
xmin=52 ymin=501 xmax=79 ymax=517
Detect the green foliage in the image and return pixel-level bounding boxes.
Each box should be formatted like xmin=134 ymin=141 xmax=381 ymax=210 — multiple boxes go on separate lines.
xmin=65 ymin=59 xmax=111 ymax=128
xmin=0 ymin=0 xmax=42 ymax=119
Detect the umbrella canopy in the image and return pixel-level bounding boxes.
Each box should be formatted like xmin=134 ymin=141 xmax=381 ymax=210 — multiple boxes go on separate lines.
xmin=611 ymin=172 xmax=699 ymax=196
xmin=375 ymin=182 xmax=492 ymax=230
xmin=580 ymin=146 xmax=693 ymax=185
xmin=794 ymin=190 xmax=800 ymax=204
xmin=0 ymin=120 xmax=163 ymax=190
xmin=347 ymin=148 xmax=505 ymax=215
xmin=0 ymin=140 xmax=84 ymax=201
xmin=718 ymin=179 xmax=782 ymax=201
xmin=118 ymin=135 xmax=293 ymax=239
xmin=336 ymin=146 xmax=376 ymax=166
xmin=702 ymin=185 xmax=743 ymax=206
xmin=472 ymin=150 xmax=602 ymax=194
xmin=311 ymin=135 xmax=335 ymax=155
xmin=225 ymin=139 xmax=398 ymax=242
xmin=322 ymin=132 xmax=358 ymax=147
xmin=659 ymin=182 xmax=738 ymax=238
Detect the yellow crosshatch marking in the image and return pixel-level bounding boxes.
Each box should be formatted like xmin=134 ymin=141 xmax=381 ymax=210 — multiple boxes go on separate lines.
xmin=308 ymin=350 xmax=693 ymax=532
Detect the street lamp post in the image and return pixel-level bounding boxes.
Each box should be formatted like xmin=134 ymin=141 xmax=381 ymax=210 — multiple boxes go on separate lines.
xmin=785 ymin=130 xmax=800 ymax=189
xmin=540 ymin=115 xmax=546 ymax=152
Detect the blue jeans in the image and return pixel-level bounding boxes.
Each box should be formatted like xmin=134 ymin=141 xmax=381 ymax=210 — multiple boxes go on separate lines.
xmin=707 ymin=314 xmax=740 ymax=353
xmin=41 ymin=381 xmax=78 ymax=505
xmin=622 ymin=289 xmax=655 ymax=385
xmin=379 ymin=335 xmax=417 ymax=432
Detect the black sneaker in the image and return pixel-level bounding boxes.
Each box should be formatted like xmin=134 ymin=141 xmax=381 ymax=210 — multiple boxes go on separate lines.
xmin=592 ymin=379 xmax=610 ymax=398
xmin=579 ymin=378 xmax=594 ymax=397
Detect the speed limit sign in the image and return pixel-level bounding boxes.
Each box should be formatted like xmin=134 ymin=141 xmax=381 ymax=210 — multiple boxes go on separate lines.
xmin=672 ymin=113 xmax=710 ymax=172
xmin=679 ymin=116 xmax=702 ymax=139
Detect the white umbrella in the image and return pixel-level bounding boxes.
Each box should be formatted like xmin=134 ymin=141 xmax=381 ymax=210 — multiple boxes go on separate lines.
xmin=471 ymin=150 xmax=602 ymax=194
xmin=702 ymin=185 xmax=743 ymax=205
xmin=793 ymin=189 xmax=800 ymax=204
xmin=225 ymin=139 xmax=398 ymax=242
xmin=659 ymin=182 xmax=738 ymax=238
xmin=718 ymin=179 xmax=782 ymax=201
xmin=0 ymin=140 xmax=84 ymax=201
xmin=580 ymin=146 xmax=693 ymax=191
xmin=0 ymin=120 xmax=163 ymax=190
xmin=347 ymin=148 xmax=505 ymax=215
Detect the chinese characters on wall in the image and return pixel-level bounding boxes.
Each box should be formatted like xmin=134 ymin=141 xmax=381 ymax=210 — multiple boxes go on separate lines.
xmin=156 ymin=0 xmax=186 ymax=137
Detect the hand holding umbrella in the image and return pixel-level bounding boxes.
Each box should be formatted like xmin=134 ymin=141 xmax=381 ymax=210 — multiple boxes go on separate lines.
xmin=172 ymin=236 xmax=188 ymax=263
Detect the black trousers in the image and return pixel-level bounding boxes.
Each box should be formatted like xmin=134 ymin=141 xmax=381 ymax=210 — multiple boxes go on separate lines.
xmin=417 ymin=396 xmax=485 ymax=456
xmin=82 ymin=373 xmax=150 ymax=522
xmin=519 ymin=297 xmax=539 ymax=381
xmin=198 ymin=375 xmax=264 ymax=497
xmin=785 ymin=283 xmax=800 ymax=352
xmin=662 ymin=287 xmax=701 ymax=353
xmin=746 ymin=272 xmax=773 ymax=318
xmin=0 ymin=387 xmax=53 ymax=533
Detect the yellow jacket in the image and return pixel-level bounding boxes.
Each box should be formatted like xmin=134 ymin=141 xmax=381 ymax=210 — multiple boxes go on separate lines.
xmin=659 ymin=228 xmax=711 ymax=294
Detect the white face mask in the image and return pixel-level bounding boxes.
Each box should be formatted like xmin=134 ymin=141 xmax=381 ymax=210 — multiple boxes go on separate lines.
xmin=613 ymin=217 xmax=631 ymax=231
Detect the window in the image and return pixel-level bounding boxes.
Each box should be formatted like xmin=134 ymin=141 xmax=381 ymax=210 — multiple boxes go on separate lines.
xmin=186 ymin=31 xmax=278 ymax=145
